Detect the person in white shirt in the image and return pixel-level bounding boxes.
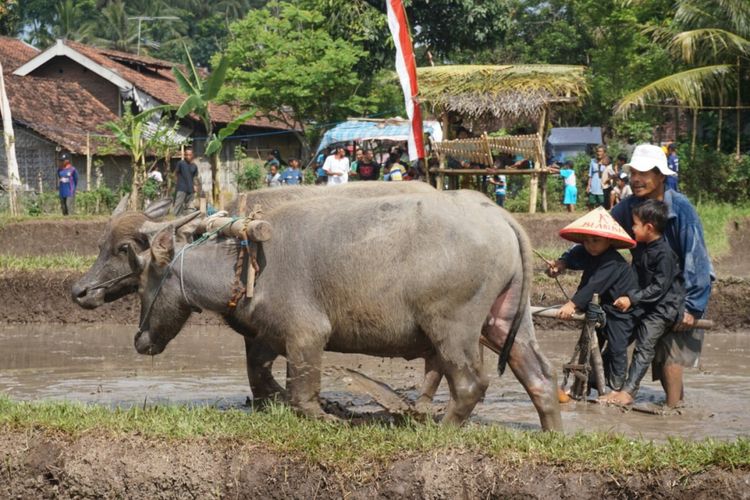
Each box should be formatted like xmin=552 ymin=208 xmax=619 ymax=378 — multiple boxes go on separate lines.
xmin=323 ymin=147 xmax=350 ymax=185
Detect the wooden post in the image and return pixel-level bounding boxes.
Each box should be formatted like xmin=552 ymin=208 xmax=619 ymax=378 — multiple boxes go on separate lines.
xmin=37 ymin=172 xmax=43 ymax=194
xmin=86 ymin=132 xmax=92 ymax=191
xmin=717 ymin=92 xmax=723 ymax=152
xmin=528 ymin=172 xmax=538 ymax=214
xmin=536 ymin=109 xmax=548 ymax=213
xmin=199 ymin=197 xmax=207 ymax=213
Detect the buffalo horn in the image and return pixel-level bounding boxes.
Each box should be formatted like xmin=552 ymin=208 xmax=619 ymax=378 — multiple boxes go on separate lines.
xmin=112 ymin=194 xmax=130 ymax=216
xmin=139 ymin=211 xmax=203 ymax=237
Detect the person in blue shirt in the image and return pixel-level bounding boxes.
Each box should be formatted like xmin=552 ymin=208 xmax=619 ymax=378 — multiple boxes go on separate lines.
xmin=554 ymin=144 xmax=713 ymax=408
xmin=57 ymin=153 xmax=78 ymax=216
xmin=665 ymin=143 xmax=679 ymax=191
xmin=280 ymin=158 xmax=304 ymax=185
xmin=488 ymin=174 xmax=506 ymax=207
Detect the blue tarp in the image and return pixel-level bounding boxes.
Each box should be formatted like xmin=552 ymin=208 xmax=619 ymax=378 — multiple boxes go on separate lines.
xmin=316 ymin=119 xmax=443 ymax=153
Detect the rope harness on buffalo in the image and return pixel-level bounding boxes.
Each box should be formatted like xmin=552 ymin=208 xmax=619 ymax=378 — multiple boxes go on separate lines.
xmin=137 ymin=208 xmax=272 ymax=334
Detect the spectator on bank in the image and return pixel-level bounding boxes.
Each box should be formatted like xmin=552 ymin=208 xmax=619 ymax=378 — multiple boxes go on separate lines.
xmin=266 ymin=164 xmax=282 ymax=187
xmin=353 ymin=150 xmax=381 ymax=181
xmin=315 ymin=148 xmax=329 ymax=185
xmin=587 ymin=145 xmax=607 ymax=208
xmin=666 ymin=143 xmax=679 ymax=192
xmin=280 ymin=158 xmax=304 ymax=185
xmin=323 ymin=146 xmax=350 ymax=185
xmin=57 ymin=153 xmax=78 ymax=216
xmin=349 ymin=148 xmax=364 ymax=179
xmin=172 ymin=148 xmax=201 ymax=215
xmin=611 ymin=172 xmax=632 ymax=207
xmin=488 ymin=174 xmax=507 ymax=207
xmin=549 ymin=160 xmax=577 ymax=212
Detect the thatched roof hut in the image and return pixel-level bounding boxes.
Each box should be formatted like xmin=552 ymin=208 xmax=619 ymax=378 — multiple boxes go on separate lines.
xmin=417 ymin=64 xmax=587 ymax=124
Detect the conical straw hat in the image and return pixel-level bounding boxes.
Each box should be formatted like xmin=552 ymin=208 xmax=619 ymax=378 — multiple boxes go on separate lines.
xmin=559 ymin=207 xmax=636 ymax=249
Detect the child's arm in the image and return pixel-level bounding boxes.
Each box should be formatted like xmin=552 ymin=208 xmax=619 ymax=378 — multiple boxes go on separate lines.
xmin=570 ymin=259 xmax=624 ymax=311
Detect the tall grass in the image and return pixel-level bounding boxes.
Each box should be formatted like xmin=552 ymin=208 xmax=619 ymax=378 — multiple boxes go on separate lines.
xmin=695 ymin=203 xmax=750 ymax=258
xmin=0 ymin=396 xmax=747 ymax=474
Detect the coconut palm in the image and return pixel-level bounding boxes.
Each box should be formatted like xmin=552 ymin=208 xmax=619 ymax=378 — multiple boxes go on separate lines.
xmin=615 ymin=0 xmax=750 ymax=124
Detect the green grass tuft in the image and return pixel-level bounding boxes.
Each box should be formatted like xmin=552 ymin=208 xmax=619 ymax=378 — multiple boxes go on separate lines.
xmin=0 ymin=254 xmax=96 ymax=272
xmin=695 ymin=203 xmax=750 ymax=258
xmin=0 ymin=396 xmax=746 ymax=474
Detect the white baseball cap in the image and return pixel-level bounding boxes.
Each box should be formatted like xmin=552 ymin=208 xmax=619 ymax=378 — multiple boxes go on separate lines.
xmin=625 ymin=144 xmax=675 ymax=176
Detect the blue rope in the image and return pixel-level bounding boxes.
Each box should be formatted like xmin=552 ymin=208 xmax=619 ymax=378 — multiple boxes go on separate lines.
xmin=137 ymin=217 xmax=239 ymax=333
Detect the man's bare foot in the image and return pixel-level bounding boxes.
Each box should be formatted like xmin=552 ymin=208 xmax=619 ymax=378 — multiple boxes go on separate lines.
xmin=599 ymin=390 xmax=634 ymax=405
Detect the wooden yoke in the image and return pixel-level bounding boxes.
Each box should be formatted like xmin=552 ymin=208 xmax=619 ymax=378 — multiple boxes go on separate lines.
xmin=197 ymin=217 xmax=272 ymax=242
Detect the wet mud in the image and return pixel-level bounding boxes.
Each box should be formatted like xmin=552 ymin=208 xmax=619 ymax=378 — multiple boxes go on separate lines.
xmin=1 ymin=324 xmax=748 ymax=441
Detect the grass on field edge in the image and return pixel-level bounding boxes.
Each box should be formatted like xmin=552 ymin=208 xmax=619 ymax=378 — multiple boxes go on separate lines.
xmin=0 ymin=254 xmax=96 ymax=272
xmin=0 ymin=396 xmax=747 ymax=475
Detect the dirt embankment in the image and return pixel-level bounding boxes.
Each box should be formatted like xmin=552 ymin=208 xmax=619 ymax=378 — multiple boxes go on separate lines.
xmin=2 ymin=429 xmax=747 ymax=499
xmin=1 ymin=216 xmax=748 ymax=329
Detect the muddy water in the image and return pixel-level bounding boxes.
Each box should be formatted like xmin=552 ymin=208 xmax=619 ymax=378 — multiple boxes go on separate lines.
xmin=0 ymin=324 xmax=748 ymax=441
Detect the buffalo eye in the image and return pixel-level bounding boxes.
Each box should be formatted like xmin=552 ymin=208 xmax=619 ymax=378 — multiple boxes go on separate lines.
xmin=118 ymin=244 xmax=129 ymax=254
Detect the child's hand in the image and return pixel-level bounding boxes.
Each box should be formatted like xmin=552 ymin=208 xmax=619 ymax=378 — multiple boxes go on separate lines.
xmin=557 ymin=301 xmax=577 ymax=320
xmin=613 ymin=296 xmax=631 ymax=312
xmin=546 ymin=259 xmax=566 ymax=277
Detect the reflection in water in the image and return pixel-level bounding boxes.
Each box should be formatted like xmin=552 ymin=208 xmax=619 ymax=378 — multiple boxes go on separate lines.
xmin=0 ymin=324 xmax=748 ymax=441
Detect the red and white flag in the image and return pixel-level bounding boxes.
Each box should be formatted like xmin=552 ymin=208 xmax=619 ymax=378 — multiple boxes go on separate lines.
xmin=386 ymin=0 xmax=425 ymax=161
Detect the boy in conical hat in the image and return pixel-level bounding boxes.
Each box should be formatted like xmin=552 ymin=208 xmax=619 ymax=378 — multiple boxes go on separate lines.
xmin=547 ymin=207 xmax=639 ymax=391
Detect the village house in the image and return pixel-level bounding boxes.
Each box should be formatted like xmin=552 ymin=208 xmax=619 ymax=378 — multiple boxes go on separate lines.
xmin=1 ymin=36 xmax=301 ymax=194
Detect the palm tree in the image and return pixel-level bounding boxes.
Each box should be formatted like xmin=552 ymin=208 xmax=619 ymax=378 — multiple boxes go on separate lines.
xmin=173 ymin=46 xmax=254 ymax=205
xmin=615 ymin=0 xmax=750 ymax=155
xmin=51 ymin=0 xmax=95 ymax=42
xmin=94 ymin=0 xmax=138 ymax=53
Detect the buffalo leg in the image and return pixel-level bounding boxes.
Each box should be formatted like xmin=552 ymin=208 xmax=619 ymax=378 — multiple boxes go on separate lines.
xmin=508 ymin=316 xmax=563 ymax=431
xmin=415 ymin=354 xmax=442 ymax=412
xmin=285 ymin=334 xmax=336 ymax=421
xmin=244 ymin=336 xmax=286 ymax=403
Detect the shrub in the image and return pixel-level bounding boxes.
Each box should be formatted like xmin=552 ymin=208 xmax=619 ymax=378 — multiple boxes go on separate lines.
xmin=236 ymin=159 xmax=266 ymax=191
xmin=679 ymin=145 xmax=750 ymax=204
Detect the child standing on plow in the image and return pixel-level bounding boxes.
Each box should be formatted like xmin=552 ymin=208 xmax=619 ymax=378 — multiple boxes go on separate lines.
xmin=547 ymin=207 xmax=639 ymax=391
xmin=601 ymin=200 xmax=685 ymax=406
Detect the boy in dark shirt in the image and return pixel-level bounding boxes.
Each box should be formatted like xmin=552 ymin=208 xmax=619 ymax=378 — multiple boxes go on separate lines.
xmin=548 ymin=207 xmax=639 ymax=391
xmin=602 ymin=200 xmax=685 ymax=405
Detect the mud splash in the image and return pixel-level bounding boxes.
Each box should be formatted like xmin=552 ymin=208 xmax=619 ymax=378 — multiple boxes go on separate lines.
xmin=1 ymin=324 xmax=748 ymax=441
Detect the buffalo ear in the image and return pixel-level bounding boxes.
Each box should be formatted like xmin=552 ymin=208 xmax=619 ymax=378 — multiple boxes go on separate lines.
xmin=144 ymin=198 xmax=172 ymax=219
xmin=127 ymin=244 xmax=146 ymax=273
xmin=112 ymin=194 xmax=130 ymax=216
xmin=151 ymin=227 xmax=175 ymax=268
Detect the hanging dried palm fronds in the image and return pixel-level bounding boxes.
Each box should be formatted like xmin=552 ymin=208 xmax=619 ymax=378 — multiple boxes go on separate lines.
xmin=417 ymin=65 xmax=588 ymax=120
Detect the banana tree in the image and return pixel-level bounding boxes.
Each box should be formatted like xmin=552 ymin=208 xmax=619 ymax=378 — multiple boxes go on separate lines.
xmin=173 ymin=46 xmax=254 ymax=206
xmin=106 ymin=105 xmax=179 ymax=210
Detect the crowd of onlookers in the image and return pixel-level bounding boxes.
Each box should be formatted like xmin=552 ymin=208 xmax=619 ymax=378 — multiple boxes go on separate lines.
xmin=549 ymin=143 xmax=679 ymax=212
xmin=263 ymin=145 xmax=424 ymax=188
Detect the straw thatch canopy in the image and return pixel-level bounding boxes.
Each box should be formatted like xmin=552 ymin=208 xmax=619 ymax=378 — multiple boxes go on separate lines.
xmin=417 ymin=65 xmax=588 ymax=122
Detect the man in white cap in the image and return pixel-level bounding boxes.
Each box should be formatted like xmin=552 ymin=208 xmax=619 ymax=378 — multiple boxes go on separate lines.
xmin=555 ymin=144 xmax=713 ymax=408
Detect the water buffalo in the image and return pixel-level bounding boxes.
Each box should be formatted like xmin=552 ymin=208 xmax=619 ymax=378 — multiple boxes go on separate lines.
xmin=130 ymin=191 xmax=562 ymax=429
xmin=72 ymin=183 xmax=436 ymax=402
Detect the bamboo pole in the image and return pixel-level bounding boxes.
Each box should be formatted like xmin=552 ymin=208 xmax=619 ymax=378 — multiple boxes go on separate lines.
xmin=529 ymin=306 xmax=714 ymax=329
xmin=717 ymin=92 xmax=723 ymax=152
xmin=86 ymin=132 xmax=92 ymax=191
xmin=736 ymin=57 xmax=742 ymax=159
xmin=0 ymin=62 xmax=20 ymax=216
xmin=691 ymin=108 xmax=698 ymax=161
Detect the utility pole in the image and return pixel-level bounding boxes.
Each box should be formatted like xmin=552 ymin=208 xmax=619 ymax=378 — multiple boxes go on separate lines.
xmin=128 ymin=16 xmax=180 ymax=56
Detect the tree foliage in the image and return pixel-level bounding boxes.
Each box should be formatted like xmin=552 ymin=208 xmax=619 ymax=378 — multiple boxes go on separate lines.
xmin=221 ymin=1 xmax=368 ymax=154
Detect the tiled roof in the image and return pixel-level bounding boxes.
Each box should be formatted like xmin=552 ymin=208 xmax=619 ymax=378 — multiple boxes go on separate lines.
xmin=64 ymin=41 xmax=296 ymax=130
xmin=2 ymin=75 xmax=121 ymax=155
xmin=0 ymin=36 xmax=39 ymax=73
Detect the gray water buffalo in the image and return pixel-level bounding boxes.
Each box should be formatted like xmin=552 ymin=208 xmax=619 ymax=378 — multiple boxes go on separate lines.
xmin=130 ymin=191 xmax=562 ymax=429
xmin=71 ymin=183 xmax=436 ymax=402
